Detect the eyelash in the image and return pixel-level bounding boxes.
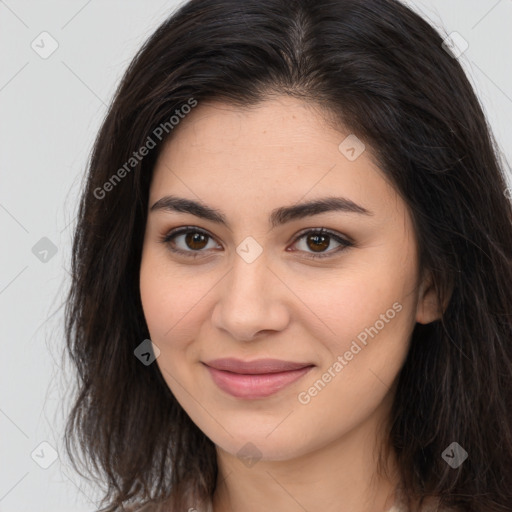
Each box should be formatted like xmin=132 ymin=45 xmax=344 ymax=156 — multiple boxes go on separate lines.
xmin=159 ymin=226 xmax=353 ymax=260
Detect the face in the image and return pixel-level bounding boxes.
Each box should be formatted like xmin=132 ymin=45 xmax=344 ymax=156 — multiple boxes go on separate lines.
xmin=139 ymin=96 xmax=438 ymax=462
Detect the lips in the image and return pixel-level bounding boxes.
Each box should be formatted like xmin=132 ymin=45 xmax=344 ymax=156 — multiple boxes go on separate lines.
xmin=203 ymin=358 xmax=314 ymax=399
xmin=204 ymin=357 xmax=312 ymax=374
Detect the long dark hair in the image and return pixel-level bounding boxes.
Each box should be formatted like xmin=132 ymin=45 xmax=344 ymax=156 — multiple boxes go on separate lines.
xmin=63 ymin=0 xmax=512 ymax=511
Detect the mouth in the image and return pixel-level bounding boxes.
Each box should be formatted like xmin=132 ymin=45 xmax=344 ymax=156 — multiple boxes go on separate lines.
xmin=202 ymin=358 xmax=315 ymax=399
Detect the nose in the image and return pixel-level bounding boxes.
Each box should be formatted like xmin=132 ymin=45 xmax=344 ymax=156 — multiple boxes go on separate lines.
xmin=211 ymin=249 xmax=291 ymax=341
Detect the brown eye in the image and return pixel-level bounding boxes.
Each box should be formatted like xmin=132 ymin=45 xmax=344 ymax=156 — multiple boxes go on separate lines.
xmin=161 ymin=227 xmax=221 ymax=257
xmin=305 ymin=232 xmax=330 ymax=252
xmin=289 ymin=228 xmax=353 ymax=259
xmin=184 ymin=231 xmax=209 ymax=250
xmin=160 ymin=226 xmax=352 ymax=260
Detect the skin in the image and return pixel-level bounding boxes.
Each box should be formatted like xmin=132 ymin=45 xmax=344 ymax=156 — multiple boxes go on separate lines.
xmin=139 ymin=96 xmax=442 ymax=512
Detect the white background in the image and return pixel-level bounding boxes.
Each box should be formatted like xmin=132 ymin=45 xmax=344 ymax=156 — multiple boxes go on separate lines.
xmin=1 ymin=1 xmax=511 ymax=510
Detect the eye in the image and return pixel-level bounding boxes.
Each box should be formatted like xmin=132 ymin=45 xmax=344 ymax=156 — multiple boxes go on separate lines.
xmin=159 ymin=226 xmax=353 ymax=260
xmin=287 ymin=228 xmax=353 ymax=259
xmin=160 ymin=226 xmax=221 ymax=258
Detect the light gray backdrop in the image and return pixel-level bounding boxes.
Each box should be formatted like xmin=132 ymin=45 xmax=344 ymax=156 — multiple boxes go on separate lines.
xmin=1 ymin=1 xmax=511 ymax=510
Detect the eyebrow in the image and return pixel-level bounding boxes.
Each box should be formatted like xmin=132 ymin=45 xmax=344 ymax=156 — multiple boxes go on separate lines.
xmin=150 ymin=194 xmax=373 ymax=229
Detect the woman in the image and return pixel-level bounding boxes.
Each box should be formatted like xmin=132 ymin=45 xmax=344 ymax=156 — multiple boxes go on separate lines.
xmin=63 ymin=0 xmax=512 ymax=511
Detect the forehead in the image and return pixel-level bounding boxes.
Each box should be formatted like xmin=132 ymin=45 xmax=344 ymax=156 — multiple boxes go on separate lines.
xmin=156 ymin=97 xmax=370 ymax=166
xmin=149 ymin=97 xmax=399 ymax=219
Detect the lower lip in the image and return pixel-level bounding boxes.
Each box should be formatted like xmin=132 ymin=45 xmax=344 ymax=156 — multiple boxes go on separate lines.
xmin=204 ymin=365 xmax=313 ymax=399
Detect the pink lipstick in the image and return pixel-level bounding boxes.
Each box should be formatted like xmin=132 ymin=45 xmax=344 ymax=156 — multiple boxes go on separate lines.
xmin=203 ymin=358 xmax=314 ymax=399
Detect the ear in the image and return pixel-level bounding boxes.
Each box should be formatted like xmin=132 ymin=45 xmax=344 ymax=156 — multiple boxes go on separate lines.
xmin=415 ymin=270 xmax=452 ymax=325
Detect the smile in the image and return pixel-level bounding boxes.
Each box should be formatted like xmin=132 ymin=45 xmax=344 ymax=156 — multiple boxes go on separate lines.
xmin=202 ymin=358 xmax=314 ymax=399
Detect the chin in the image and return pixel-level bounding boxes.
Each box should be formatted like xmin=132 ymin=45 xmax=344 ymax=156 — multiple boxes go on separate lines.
xmin=211 ymin=426 xmax=312 ymax=463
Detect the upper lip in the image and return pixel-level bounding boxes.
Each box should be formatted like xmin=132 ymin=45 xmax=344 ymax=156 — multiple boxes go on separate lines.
xmin=203 ymin=358 xmax=314 ymax=374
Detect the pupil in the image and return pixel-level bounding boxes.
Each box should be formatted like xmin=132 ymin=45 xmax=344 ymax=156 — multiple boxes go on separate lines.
xmin=309 ymin=234 xmax=329 ymax=252
xmin=186 ymin=232 xmax=207 ymax=250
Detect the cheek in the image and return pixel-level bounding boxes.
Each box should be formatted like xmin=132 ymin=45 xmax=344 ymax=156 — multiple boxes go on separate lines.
xmin=139 ymin=258 xmax=200 ymax=390
xmin=285 ymin=260 xmax=416 ymax=349
xmin=294 ymin=298 xmax=414 ymax=441
xmin=140 ymin=249 xmax=201 ymax=338
xmin=139 ymin=250 xmax=220 ymax=382
xmin=284 ymin=255 xmax=418 ymax=408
